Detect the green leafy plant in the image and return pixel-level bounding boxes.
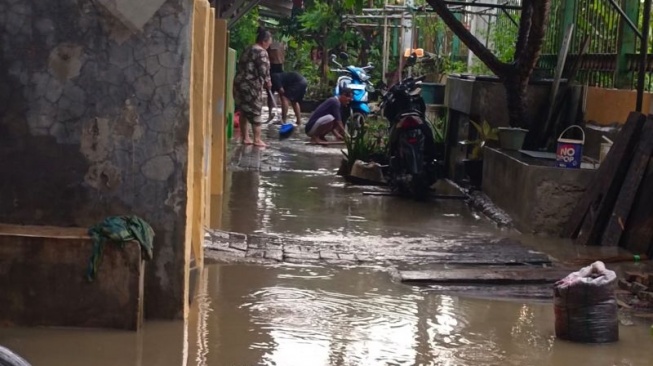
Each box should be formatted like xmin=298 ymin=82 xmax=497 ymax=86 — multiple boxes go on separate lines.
xmin=427 ymin=113 xmax=446 ymax=144
xmin=228 ymin=6 xmax=260 ymax=52
xmin=460 ymin=120 xmax=498 ymax=160
xmin=342 ymin=123 xmax=379 ymax=173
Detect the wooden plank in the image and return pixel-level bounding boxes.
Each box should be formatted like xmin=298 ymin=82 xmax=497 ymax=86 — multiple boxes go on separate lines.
xmin=396 ymin=237 xmax=552 ymax=265
xmin=362 ymin=191 xmax=467 ymax=200
xmin=543 ymin=24 xmax=574 ymax=138
xmin=601 ymin=121 xmax=653 ymax=246
xmin=575 ymin=113 xmax=647 ymax=246
xmin=0 ymin=224 xmax=88 ymax=239
xmin=621 ymin=157 xmax=653 ymax=257
xmin=562 ymin=111 xmax=646 ymax=238
xmin=421 ymin=284 xmax=556 ymax=300
xmin=422 ymin=257 xmax=552 ymax=265
xmin=398 ymin=267 xmax=572 ymax=285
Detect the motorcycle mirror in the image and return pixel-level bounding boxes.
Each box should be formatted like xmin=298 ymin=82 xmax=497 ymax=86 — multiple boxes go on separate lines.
xmin=330 ymin=54 xmax=338 ymax=63
xmin=339 ymin=52 xmax=349 ymax=60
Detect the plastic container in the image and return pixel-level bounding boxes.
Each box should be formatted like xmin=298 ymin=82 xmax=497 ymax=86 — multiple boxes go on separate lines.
xmin=420 ymin=83 xmax=446 ymax=105
xmin=498 ymin=127 xmax=528 ymax=150
xmin=279 ymin=123 xmax=295 ymax=139
xmin=556 ymin=125 xmax=585 ymax=169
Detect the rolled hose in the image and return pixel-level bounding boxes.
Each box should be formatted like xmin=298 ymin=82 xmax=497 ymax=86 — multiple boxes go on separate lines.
xmin=0 ymin=346 xmax=30 ymax=366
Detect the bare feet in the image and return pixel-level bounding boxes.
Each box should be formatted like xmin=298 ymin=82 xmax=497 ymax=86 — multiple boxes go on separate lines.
xmin=253 ymin=139 xmax=267 ymax=148
xmin=242 ymin=139 xmax=253 ymax=145
xmin=310 ymin=136 xmax=326 ymax=145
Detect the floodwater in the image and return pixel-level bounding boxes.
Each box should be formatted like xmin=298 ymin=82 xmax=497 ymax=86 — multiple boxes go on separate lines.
xmin=2 ymin=136 xmax=653 ymax=365
xmin=2 ymin=264 xmax=652 ymax=366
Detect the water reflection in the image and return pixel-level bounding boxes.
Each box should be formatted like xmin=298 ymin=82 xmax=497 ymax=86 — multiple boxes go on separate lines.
xmin=199 ymin=264 xmax=653 ymax=366
xmin=0 ymin=264 xmax=652 ymax=365
xmin=222 ymin=171 xmax=502 ymax=240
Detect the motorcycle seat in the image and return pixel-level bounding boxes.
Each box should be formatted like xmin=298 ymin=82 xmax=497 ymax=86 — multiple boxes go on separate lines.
xmin=398 ymin=111 xmax=422 ymax=118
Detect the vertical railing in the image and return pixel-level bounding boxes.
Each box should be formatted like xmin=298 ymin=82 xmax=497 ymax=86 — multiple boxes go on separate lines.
xmin=539 ymin=0 xmax=647 ymax=90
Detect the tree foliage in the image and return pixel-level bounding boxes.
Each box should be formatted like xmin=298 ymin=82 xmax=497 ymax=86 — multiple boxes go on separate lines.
xmin=229 ymin=6 xmax=260 ymax=52
xmin=426 ymin=0 xmax=551 ymax=129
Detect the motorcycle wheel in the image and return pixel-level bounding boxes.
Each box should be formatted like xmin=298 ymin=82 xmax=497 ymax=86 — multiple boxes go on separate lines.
xmin=408 ymin=175 xmax=431 ymax=200
xmin=0 ymin=346 xmax=31 ymax=366
xmin=347 ymin=112 xmax=366 ymax=138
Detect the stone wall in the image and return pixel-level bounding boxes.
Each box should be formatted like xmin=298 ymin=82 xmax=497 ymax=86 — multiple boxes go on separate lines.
xmin=0 ymin=0 xmax=192 ymax=319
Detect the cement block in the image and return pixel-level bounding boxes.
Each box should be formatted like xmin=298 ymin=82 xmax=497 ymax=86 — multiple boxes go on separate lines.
xmin=482 ymin=148 xmax=596 ymax=235
xmin=0 ymin=224 xmax=144 ymax=330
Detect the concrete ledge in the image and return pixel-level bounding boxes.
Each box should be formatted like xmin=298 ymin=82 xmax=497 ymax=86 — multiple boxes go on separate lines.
xmin=0 ymin=224 xmax=144 ymax=330
xmin=482 ymin=148 xmax=596 ymax=235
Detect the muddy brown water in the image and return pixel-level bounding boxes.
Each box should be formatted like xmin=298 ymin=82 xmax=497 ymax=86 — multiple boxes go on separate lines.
xmin=1 ymin=264 xmax=651 ymax=366
xmin=2 ymin=140 xmax=652 ymax=365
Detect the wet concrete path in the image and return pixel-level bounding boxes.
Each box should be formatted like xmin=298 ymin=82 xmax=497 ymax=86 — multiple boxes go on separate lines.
xmin=2 ymin=125 xmax=653 ymax=365
xmin=208 ymin=125 xmax=549 ymax=269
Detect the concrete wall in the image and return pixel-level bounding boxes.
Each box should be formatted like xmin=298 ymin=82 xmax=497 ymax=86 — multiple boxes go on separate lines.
xmin=585 ymin=87 xmax=653 ymax=126
xmin=0 ymin=224 xmax=143 ymax=330
xmin=446 ymin=76 xmax=552 ymax=129
xmin=0 ymin=0 xmax=193 ymax=319
xmin=482 ymin=148 xmax=596 ymax=235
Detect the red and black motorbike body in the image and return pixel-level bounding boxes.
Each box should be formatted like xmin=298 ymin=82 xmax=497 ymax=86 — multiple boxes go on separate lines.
xmin=380 ymin=75 xmax=443 ymax=198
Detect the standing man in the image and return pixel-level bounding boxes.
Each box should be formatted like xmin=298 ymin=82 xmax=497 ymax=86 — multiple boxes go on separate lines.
xmin=268 ymin=40 xmax=285 ymax=75
xmin=304 ymin=88 xmax=353 ymax=145
xmin=271 ymin=71 xmax=308 ymax=126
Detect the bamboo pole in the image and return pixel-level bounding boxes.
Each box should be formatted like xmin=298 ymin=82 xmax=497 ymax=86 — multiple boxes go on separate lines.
xmin=382 ymin=1 xmax=389 ymax=83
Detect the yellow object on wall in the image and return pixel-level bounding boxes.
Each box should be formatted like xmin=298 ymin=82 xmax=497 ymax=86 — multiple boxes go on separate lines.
xmin=187 ymin=0 xmax=213 ymax=271
xmin=211 ymin=19 xmax=228 ymax=198
xmin=209 ymin=19 xmax=228 ymax=229
xmin=585 ymin=86 xmax=653 ymax=125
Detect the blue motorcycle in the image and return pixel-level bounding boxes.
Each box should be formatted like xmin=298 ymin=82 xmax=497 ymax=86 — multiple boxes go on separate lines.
xmin=330 ymin=53 xmax=375 ymax=135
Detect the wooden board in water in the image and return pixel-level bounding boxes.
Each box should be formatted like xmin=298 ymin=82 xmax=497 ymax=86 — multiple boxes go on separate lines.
xmin=398 ymin=267 xmax=572 ymax=285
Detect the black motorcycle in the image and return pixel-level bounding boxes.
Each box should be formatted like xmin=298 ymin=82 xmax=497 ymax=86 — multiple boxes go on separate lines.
xmin=379 ymin=55 xmax=442 ymax=199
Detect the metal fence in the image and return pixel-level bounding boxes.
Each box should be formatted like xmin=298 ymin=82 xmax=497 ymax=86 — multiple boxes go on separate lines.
xmin=461 ymin=0 xmax=650 ymax=89
xmin=538 ymin=0 xmax=650 ymax=89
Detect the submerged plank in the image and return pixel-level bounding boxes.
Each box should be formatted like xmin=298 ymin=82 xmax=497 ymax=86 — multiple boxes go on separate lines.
xmin=422 ymin=284 xmax=555 ymax=301
xmin=362 ymin=191 xmax=467 ymax=200
xmin=398 ymin=267 xmax=572 ymax=285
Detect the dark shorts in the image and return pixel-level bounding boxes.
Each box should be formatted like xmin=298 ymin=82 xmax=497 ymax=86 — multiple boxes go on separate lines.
xmin=284 ymin=80 xmax=307 ymax=103
xmin=270 ymin=64 xmax=283 ymax=74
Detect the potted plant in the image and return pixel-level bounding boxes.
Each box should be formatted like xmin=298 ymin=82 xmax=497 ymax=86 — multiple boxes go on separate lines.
xmin=412 ymin=52 xmax=447 ymax=105
xmin=498 ymin=126 xmax=528 ymax=150
xmin=459 ymin=120 xmax=498 ymax=187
